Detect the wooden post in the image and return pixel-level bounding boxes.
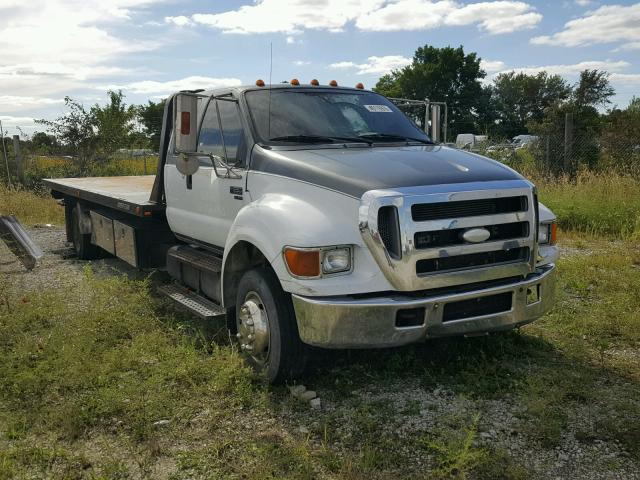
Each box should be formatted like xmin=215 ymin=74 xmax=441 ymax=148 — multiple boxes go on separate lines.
xmin=0 ymin=120 xmax=12 ymax=188
xmin=563 ymin=112 xmax=573 ymax=173
xmin=13 ymin=135 xmax=24 ymax=185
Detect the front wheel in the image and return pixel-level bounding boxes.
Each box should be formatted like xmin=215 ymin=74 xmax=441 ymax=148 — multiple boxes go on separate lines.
xmin=235 ymin=267 xmax=307 ymax=383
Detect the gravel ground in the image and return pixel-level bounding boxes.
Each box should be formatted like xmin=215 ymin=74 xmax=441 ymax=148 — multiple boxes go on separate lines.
xmin=1 ymin=227 xmax=639 ymax=479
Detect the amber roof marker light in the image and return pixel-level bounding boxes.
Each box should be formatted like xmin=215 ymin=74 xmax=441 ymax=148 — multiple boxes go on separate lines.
xmin=255 ymin=79 xmax=265 ymax=87
xmin=356 ymin=82 xmax=364 ymax=89
xmin=310 ymin=79 xmax=319 ymax=86
xmin=291 ymin=78 xmax=300 ymax=86
xmin=329 ymin=80 xmax=338 ymax=87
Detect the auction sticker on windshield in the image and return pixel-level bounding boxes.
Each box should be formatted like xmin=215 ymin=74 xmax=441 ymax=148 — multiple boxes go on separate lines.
xmin=364 ymin=105 xmax=393 ymax=113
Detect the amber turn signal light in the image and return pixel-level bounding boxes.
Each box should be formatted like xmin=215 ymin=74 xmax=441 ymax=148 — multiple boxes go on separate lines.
xmin=550 ymin=222 xmax=557 ymax=245
xmin=283 ymin=248 xmax=320 ymax=277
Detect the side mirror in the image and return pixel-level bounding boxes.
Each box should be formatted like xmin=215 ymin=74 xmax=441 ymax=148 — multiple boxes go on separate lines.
xmin=175 ymin=93 xmax=198 ymax=153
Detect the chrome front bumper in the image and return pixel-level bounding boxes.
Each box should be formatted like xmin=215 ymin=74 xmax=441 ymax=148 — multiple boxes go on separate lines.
xmin=292 ymin=264 xmax=556 ymax=348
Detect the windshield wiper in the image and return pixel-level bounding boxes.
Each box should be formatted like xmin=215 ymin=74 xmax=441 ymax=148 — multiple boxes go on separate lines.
xmin=268 ymin=134 xmax=371 ymax=145
xmin=358 ymin=133 xmax=434 ymax=145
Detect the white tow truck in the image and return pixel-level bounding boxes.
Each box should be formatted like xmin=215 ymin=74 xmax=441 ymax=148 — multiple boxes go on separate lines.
xmin=44 ymin=81 xmax=559 ymax=383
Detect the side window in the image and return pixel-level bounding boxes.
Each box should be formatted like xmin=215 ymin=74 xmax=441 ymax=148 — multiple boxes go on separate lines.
xmin=198 ymin=101 xmax=224 ymax=160
xmin=218 ymin=100 xmax=247 ymax=166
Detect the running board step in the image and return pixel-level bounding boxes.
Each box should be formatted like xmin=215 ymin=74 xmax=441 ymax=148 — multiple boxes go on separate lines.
xmin=158 ymin=284 xmax=226 ymax=319
xmin=167 ymin=245 xmax=222 ymax=273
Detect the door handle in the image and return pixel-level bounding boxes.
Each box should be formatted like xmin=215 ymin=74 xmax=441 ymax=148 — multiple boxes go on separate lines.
xmin=229 ymin=186 xmax=243 ymax=200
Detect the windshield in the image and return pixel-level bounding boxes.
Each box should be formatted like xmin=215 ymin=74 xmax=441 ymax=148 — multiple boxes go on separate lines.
xmin=245 ymin=89 xmax=431 ymax=145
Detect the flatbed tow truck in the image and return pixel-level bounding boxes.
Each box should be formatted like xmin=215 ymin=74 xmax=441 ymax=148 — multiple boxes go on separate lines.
xmin=44 ymin=81 xmax=558 ymax=382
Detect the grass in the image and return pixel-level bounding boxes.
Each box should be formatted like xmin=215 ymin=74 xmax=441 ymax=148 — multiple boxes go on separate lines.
xmin=0 ymin=168 xmax=639 ymax=478
xmin=0 ymin=184 xmax=65 ymax=225
xmin=20 ymin=155 xmax=158 ymax=190
xmin=534 ymin=171 xmax=640 ymax=239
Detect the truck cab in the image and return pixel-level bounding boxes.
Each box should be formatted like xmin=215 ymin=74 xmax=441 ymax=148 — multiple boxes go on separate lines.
xmin=46 ymin=82 xmax=558 ymax=383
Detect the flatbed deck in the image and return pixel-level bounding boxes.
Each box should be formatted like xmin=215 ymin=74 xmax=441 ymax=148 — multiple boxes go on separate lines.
xmin=43 ymin=175 xmax=163 ymax=217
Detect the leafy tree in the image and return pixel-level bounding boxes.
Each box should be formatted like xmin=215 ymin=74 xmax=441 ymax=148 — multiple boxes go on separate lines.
xmin=488 ymin=72 xmax=571 ymax=138
xmin=573 ymin=69 xmax=615 ymax=108
xmin=91 ymin=90 xmax=145 ymax=159
xmin=374 ymin=45 xmax=485 ymax=138
xmin=528 ymin=69 xmax=615 ymax=172
xmin=600 ymin=97 xmax=640 ymax=169
xmin=36 ymin=96 xmax=97 ymax=173
xmin=138 ymin=99 xmax=166 ymax=152
xmin=30 ymin=132 xmax=59 ymax=154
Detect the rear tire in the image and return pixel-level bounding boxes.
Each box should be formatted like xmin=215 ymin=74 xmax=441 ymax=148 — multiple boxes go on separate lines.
xmin=235 ymin=267 xmax=307 ymax=383
xmin=71 ymin=206 xmax=101 ymax=260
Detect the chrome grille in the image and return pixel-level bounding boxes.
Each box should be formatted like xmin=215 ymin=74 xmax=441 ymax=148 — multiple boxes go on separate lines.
xmin=416 ymin=247 xmax=530 ymax=274
xmin=359 ymin=180 xmax=537 ymax=291
xmin=411 ymin=196 xmax=527 ymax=221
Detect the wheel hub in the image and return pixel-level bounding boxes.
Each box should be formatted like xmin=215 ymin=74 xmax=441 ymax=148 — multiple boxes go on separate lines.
xmin=237 ymin=292 xmax=270 ymax=364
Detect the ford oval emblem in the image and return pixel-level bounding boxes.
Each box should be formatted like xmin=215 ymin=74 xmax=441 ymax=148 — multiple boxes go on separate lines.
xmin=462 ymin=227 xmax=491 ymax=243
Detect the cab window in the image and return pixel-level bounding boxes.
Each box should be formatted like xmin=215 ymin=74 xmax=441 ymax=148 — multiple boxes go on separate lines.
xmin=197 ymin=98 xmax=247 ymax=166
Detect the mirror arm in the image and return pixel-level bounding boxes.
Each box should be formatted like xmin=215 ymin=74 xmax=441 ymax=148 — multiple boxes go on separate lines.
xmin=208 ymin=153 xmax=242 ymax=179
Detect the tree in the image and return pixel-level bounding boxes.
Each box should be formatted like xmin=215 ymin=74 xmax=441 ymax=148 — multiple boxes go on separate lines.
xmin=528 ymin=69 xmax=615 ymax=172
xmin=91 ymin=90 xmax=143 ymax=159
xmin=573 ymin=69 xmax=615 ymax=108
xmin=138 ymin=99 xmax=166 ymax=152
xmin=488 ymin=71 xmax=571 ymax=138
xmin=374 ymin=45 xmax=485 ymax=138
xmin=36 ymin=96 xmax=97 ymax=173
xmin=600 ymin=97 xmax=640 ymax=169
xmin=30 ymin=132 xmax=59 ymax=154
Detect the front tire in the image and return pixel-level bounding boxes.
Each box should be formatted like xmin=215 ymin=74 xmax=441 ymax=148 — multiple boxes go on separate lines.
xmin=235 ymin=267 xmax=307 ymax=383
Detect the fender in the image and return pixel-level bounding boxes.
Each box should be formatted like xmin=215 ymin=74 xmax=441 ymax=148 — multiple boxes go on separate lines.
xmin=221 ymin=174 xmax=394 ymax=304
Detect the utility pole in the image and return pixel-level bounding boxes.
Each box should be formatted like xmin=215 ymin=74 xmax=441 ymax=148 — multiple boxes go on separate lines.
xmin=13 ymin=135 xmax=24 ymax=185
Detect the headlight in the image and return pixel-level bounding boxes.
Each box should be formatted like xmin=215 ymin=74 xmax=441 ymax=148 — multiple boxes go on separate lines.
xmin=538 ymin=222 xmax=557 ymax=245
xmin=283 ymin=245 xmax=353 ymax=278
xmin=322 ymin=247 xmax=351 ymax=274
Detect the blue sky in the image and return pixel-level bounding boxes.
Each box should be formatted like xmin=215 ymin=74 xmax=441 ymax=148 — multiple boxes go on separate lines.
xmin=1 ymin=0 xmax=638 ymax=135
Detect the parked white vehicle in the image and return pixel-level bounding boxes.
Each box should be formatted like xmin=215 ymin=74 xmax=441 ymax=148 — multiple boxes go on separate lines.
xmin=45 ymin=82 xmax=559 ymax=383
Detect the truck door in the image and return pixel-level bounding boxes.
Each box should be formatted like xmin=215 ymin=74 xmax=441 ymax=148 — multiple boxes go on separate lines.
xmin=165 ymin=95 xmax=247 ymax=249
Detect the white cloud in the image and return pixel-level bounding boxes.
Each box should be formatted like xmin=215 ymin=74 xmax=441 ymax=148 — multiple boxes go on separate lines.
xmin=0 ymin=96 xmax=63 ymax=108
xmin=610 ymin=73 xmax=640 ymax=85
xmin=531 ymin=4 xmax=640 ymax=49
xmin=480 ymin=59 xmax=506 ymax=73
xmin=293 ymin=60 xmax=311 ymax=66
xmin=330 ymin=55 xmax=412 ymax=74
xmin=185 ymin=0 xmax=541 ymax=35
xmin=0 ymin=116 xmax=35 ymax=127
xmin=574 ymin=0 xmax=592 ymax=6
xmin=98 ymin=76 xmax=243 ymax=95
xmin=495 ymin=60 xmax=630 ymax=77
xmin=0 ymin=0 xmax=163 ymax=111
xmin=165 ymin=15 xmax=192 ymax=27
xmin=190 ymin=0 xmax=381 ymax=34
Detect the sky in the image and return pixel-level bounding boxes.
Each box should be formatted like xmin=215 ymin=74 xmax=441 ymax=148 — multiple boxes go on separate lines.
xmin=0 ymin=0 xmax=639 ymax=136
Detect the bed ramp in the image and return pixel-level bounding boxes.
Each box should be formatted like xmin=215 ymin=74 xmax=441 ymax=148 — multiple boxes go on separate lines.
xmin=0 ymin=215 xmax=43 ymax=270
